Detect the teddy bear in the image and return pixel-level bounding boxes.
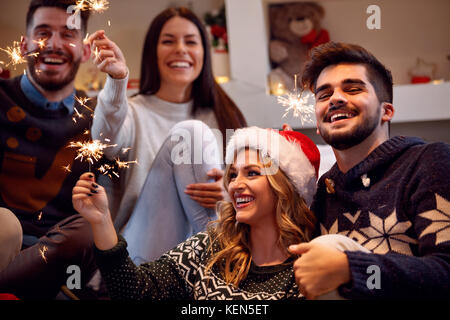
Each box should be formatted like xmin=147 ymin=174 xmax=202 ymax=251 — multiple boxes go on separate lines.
xmin=268 ymin=2 xmax=330 ymax=94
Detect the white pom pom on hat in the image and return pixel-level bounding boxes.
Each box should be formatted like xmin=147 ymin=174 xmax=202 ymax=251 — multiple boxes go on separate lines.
xmin=225 ymin=127 xmax=320 ymax=207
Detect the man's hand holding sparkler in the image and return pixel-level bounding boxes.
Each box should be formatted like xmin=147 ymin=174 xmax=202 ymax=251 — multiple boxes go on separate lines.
xmin=73 ymin=172 xmax=118 ymax=250
xmin=88 ymin=30 xmax=128 ymax=79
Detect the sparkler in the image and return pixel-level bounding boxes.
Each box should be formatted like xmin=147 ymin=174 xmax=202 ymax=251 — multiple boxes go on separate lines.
xmin=277 ymin=74 xmax=315 ymax=126
xmin=68 ymin=140 xmax=117 ymax=172
xmin=76 ymin=0 xmax=109 ymax=13
xmin=0 ymin=39 xmax=39 ymax=69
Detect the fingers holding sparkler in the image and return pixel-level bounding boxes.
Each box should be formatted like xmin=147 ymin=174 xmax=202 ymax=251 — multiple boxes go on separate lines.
xmin=72 ymin=172 xmax=118 ymax=250
xmin=72 ymin=172 xmax=109 ymax=225
xmin=88 ymin=30 xmax=127 ymax=79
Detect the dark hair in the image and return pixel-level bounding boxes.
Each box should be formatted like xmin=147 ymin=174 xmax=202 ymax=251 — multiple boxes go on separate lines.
xmin=26 ymin=0 xmax=90 ymax=34
xmin=139 ymin=7 xmax=247 ymax=143
xmin=302 ymin=42 xmax=393 ymax=104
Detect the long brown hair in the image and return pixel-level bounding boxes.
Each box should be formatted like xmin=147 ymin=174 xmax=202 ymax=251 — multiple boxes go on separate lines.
xmin=138 ymin=7 xmax=247 ymax=140
xmin=206 ymin=156 xmax=316 ymax=287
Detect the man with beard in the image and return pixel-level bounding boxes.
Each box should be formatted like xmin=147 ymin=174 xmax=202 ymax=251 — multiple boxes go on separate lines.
xmin=0 ymin=0 xmax=97 ymax=299
xmin=289 ymin=42 xmax=450 ymax=299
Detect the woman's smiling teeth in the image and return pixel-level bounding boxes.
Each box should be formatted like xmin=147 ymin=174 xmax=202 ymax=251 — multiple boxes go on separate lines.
xmin=169 ymin=61 xmax=191 ymax=68
xmin=235 ymin=195 xmax=255 ymax=208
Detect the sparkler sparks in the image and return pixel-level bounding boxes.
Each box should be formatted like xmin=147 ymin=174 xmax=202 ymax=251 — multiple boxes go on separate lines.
xmin=39 ymin=245 xmax=48 ymax=263
xmin=277 ymin=74 xmax=315 ymax=126
xmin=75 ymin=96 xmax=94 ymax=113
xmin=88 ymin=0 xmax=110 ymax=13
xmin=0 ymin=40 xmax=39 ymax=69
xmin=76 ymin=0 xmax=110 ymax=13
xmin=69 ymin=140 xmax=117 ymax=166
xmin=33 ymin=38 xmax=47 ymax=50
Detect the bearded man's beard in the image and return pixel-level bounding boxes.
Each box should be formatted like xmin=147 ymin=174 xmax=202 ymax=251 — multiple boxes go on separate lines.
xmin=26 ymin=52 xmax=81 ymax=92
xmin=319 ymin=107 xmax=381 ymax=150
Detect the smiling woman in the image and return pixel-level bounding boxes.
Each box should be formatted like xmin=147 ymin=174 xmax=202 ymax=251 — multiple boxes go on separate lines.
xmin=72 ymin=126 xmax=321 ymax=299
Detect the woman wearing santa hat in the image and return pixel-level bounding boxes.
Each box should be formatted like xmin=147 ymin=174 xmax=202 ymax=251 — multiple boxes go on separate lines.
xmin=72 ymin=127 xmax=322 ymax=299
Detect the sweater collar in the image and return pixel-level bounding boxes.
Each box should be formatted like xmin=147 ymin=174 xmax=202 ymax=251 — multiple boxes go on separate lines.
xmin=20 ymin=74 xmax=75 ymax=114
xmin=326 ymin=136 xmax=425 ymax=186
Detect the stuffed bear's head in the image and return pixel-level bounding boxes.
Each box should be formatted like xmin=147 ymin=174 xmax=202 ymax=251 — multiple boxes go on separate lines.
xmin=269 ymin=2 xmax=325 ymax=43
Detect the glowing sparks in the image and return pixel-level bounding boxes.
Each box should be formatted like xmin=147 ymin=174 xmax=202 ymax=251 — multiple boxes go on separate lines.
xmin=88 ymin=0 xmax=110 ymax=13
xmin=69 ymin=140 xmax=117 ymax=165
xmin=116 ymin=158 xmax=138 ymax=169
xmin=37 ymin=211 xmax=43 ymax=221
xmin=75 ymin=96 xmax=94 ymax=112
xmin=98 ymin=158 xmax=138 ymax=178
xmin=121 ymin=147 xmax=131 ymax=154
xmin=277 ymin=74 xmax=315 ymax=126
xmin=76 ymin=0 xmax=110 ymax=13
xmin=62 ymin=164 xmax=72 ymax=173
xmin=39 ymin=245 xmax=48 ymax=263
xmin=33 ymin=38 xmax=47 ymax=50
xmin=0 ymin=40 xmax=39 ymax=69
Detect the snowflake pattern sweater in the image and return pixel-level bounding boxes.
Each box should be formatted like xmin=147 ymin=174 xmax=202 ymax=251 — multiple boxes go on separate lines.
xmin=312 ymin=136 xmax=450 ymax=299
xmin=95 ymin=232 xmax=302 ymax=300
xmin=0 ymin=76 xmax=94 ymax=237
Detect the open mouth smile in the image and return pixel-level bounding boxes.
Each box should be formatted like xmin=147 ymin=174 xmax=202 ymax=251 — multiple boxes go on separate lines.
xmin=234 ymin=194 xmax=255 ymax=209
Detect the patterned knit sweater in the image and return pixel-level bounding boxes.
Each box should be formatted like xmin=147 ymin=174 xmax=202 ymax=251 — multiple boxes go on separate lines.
xmin=0 ymin=76 xmax=94 ymax=237
xmin=312 ymin=136 xmax=450 ymax=299
xmin=96 ymin=232 xmax=302 ymax=300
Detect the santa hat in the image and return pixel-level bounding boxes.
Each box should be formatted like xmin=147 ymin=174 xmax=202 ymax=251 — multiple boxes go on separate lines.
xmin=225 ymin=127 xmax=320 ymax=207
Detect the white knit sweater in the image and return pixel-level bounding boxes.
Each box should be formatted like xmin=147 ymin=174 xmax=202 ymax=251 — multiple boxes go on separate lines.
xmin=91 ymin=75 xmax=218 ymax=228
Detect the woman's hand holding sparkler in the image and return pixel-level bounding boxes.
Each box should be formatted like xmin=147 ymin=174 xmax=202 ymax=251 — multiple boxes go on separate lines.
xmin=72 ymin=172 xmax=118 ymax=250
xmin=88 ymin=30 xmax=128 ymax=80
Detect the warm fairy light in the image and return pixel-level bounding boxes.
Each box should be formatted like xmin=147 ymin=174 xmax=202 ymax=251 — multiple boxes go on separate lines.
xmin=277 ymin=74 xmax=315 ymax=126
xmin=68 ymin=140 xmax=117 ymax=165
xmin=0 ymin=40 xmax=39 ymax=69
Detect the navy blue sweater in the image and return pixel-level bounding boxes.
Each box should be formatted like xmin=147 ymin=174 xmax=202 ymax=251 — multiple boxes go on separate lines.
xmin=312 ymin=136 xmax=450 ymax=299
xmin=0 ymin=76 xmax=94 ymax=237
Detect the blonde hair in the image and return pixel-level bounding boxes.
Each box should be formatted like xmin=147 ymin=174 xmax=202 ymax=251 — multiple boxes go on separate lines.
xmin=206 ymin=153 xmax=317 ymax=287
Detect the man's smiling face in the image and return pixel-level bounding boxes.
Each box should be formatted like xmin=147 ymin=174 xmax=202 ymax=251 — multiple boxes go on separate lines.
xmin=314 ymin=63 xmax=384 ymax=150
xmin=23 ymin=6 xmax=90 ymax=91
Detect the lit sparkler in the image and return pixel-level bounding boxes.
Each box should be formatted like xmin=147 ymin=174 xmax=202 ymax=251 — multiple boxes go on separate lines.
xmin=87 ymin=0 xmax=110 ymax=13
xmin=0 ymin=39 xmax=39 ymax=69
xmin=277 ymin=74 xmax=315 ymax=126
xmin=69 ymin=139 xmax=117 ymax=167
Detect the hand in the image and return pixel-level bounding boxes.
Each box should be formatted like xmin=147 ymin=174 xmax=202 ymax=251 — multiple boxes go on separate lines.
xmin=289 ymin=242 xmax=351 ymax=300
xmin=184 ymin=168 xmax=225 ymax=209
xmin=72 ymin=172 xmax=118 ymax=250
xmin=88 ymin=30 xmax=128 ymax=79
